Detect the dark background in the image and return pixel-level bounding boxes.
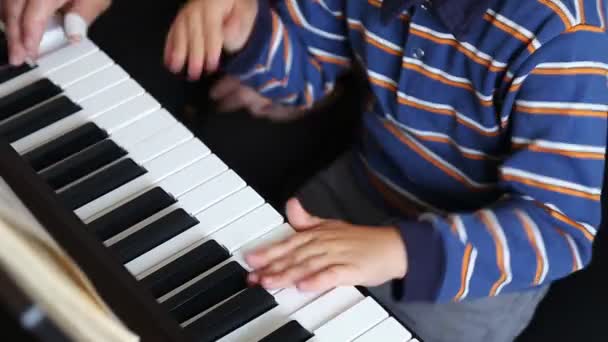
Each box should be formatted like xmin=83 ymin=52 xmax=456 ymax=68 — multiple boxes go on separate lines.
xmin=3 ymin=0 xmax=607 ymax=341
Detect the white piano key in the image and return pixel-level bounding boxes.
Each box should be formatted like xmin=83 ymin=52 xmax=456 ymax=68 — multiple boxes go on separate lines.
xmin=108 ymin=170 xmax=246 ymax=247
xmin=84 ymin=153 xmax=226 ymax=224
xmin=37 ymin=40 xmax=98 ymax=71
xmin=158 ymin=154 xmax=227 ymax=198
xmin=154 ymin=220 xmax=290 ymax=304
xmin=353 ymin=318 xmax=413 ymax=342
xmin=64 ymin=64 xmax=129 ymax=102
xmin=125 ymin=185 xmax=262 ymax=275
xmin=140 ymin=139 xmax=209 ymax=182
xmin=291 ymin=287 xmax=365 ymax=332
xmin=91 ymin=92 xmax=158 ymax=134
xmin=12 ymin=80 xmax=149 ymax=154
xmin=110 ymin=109 xmax=175 ymax=150
xmin=308 ymin=296 xmax=388 ymax=342
xmin=0 ymin=63 xmax=129 ymax=144
xmin=177 ymin=170 xmax=245 ymax=214
xmin=129 ymin=123 xmax=193 ymax=165
xmin=218 ymin=287 xmax=323 ymax=342
xmin=0 ymin=40 xmax=97 ymax=98
xmin=210 ymin=204 xmax=283 ymax=253
xmin=74 ymin=138 xmax=210 ymax=219
xmin=48 ymin=50 xmax=113 ymax=88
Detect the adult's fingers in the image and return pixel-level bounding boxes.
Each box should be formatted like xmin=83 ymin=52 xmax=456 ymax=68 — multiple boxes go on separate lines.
xmin=64 ymin=12 xmax=87 ymax=42
xmin=65 ymin=0 xmax=110 ymax=24
xmin=22 ymin=0 xmax=63 ymax=57
xmin=4 ymin=0 xmax=27 ymax=65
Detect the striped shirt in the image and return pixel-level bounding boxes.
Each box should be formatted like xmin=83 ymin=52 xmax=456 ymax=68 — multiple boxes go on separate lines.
xmin=225 ymin=0 xmax=608 ymax=302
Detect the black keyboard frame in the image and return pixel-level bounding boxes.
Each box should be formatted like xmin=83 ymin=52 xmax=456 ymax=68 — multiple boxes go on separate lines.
xmin=0 ymin=139 xmax=188 ymax=342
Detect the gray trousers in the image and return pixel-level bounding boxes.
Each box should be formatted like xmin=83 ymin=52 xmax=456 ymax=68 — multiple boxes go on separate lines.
xmin=296 ymin=152 xmax=548 ymax=342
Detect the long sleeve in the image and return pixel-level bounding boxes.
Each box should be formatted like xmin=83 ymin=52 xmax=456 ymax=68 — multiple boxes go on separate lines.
xmin=224 ymin=0 xmax=352 ymax=107
xmin=397 ymin=30 xmax=608 ymax=303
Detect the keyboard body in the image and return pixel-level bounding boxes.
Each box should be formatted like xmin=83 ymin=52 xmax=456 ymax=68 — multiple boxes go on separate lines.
xmin=0 ymin=23 xmax=421 ymax=342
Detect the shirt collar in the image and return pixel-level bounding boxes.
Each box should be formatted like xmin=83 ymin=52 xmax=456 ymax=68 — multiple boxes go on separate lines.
xmin=381 ymin=0 xmax=491 ymax=40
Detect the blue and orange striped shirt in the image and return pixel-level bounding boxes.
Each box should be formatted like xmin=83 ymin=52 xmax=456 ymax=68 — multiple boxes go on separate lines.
xmin=225 ymin=0 xmax=608 ymax=302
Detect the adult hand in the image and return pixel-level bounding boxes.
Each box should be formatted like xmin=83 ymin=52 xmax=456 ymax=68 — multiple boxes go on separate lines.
xmin=245 ymin=198 xmax=408 ymax=292
xmin=1 ymin=0 xmax=111 ymax=65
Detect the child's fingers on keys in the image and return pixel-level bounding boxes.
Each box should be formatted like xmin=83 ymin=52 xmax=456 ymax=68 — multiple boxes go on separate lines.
xmin=246 ymin=232 xmax=316 ymax=269
xmin=187 ymin=12 xmax=205 ymax=80
xmin=261 ymin=255 xmax=335 ymax=289
xmin=296 ymin=264 xmax=358 ymax=292
xmin=254 ymin=238 xmax=330 ymax=278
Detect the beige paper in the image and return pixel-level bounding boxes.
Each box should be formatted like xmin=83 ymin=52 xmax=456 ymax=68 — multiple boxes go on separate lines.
xmin=0 ymin=204 xmax=139 ymax=342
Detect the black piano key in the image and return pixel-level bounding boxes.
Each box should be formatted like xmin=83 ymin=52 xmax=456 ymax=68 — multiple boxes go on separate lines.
xmin=259 ymin=320 xmax=313 ymax=342
xmin=89 ymin=187 xmax=176 ymax=241
xmin=0 ymin=31 xmax=36 ymax=82
xmin=162 ymin=261 xmax=248 ymax=323
xmin=185 ymin=286 xmax=278 ymax=342
xmin=40 ymin=140 xmax=126 ymax=190
xmin=110 ymin=209 xmax=199 ymax=264
xmin=58 ymin=158 xmax=146 ymax=210
xmin=24 ymin=123 xmax=108 ymax=171
xmin=0 ymin=64 xmax=34 ymax=85
xmin=0 ymin=79 xmax=61 ymax=122
xmin=140 ymin=240 xmax=230 ymax=298
xmin=0 ymin=96 xmax=82 ymax=142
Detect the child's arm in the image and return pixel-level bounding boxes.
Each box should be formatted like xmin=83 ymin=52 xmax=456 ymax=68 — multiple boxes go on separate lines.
xmin=165 ymin=0 xmax=352 ymax=108
xmin=247 ymin=31 xmax=608 ymax=303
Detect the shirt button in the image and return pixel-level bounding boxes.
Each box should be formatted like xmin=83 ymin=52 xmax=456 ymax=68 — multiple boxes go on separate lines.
xmin=421 ymin=0 xmax=431 ymax=10
xmin=413 ymin=48 xmax=425 ymax=59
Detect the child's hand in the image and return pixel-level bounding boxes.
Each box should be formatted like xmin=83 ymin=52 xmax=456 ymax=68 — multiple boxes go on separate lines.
xmin=164 ymin=0 xmax=258 ymax=80
xmin=245 ymin=198 xmax=408 ymax=292
xmin=210 ymin=76 xmax=306 ymax=121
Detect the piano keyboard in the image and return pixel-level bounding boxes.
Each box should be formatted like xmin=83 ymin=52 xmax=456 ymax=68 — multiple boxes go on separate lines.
xmin=0 ymin=29 xmax=419 ymax=342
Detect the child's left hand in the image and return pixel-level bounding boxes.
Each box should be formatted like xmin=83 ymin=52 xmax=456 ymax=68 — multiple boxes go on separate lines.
xmin=245 ymin=198 xmax=408 ymax=292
